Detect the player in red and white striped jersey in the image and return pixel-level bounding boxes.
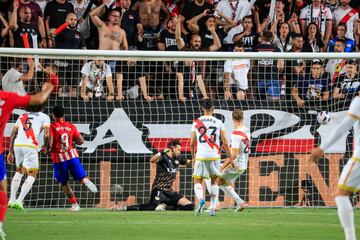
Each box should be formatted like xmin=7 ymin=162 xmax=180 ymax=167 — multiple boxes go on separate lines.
xmin=50 ymin=106 xmax=97 ymax=211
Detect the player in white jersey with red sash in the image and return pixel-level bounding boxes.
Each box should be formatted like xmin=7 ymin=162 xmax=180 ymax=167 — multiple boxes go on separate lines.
xmin=333 ymin=0 xmax=359 ymax=40
xmin=310 ymin=93 xmax=360 ymax=240
xmin=190 ymin=99 xmax=230 ymax=216
xmin=218 ymin=109 xmax=249 ymax=212
xmin=7 ymin=104 xmax=50 ymax=211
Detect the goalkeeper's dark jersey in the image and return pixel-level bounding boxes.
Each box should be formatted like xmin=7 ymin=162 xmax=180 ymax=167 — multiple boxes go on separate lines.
xmin=151 ymin=152 xmax=182 ymax=192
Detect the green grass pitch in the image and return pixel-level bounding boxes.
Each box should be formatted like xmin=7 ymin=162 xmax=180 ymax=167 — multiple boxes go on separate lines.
xmin=6 ymin=208 xmax=354 ymax=240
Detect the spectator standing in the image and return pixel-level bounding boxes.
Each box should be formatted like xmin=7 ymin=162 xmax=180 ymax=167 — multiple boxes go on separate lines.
xmin=214 ymin=0 xmax=251 ymax=51
xmin=302 ymin=22 xmax=324 ymax=52
xmin=233 ymin=15 xmax=259 ymax=51
xmin=223 ymin=42 xmax=250 ymax=100
xmin=181 ymin=0 xmax=214 ymax=35
xmin=2 ymin=58 xmax=35 ymax=95
xmin=252 ymin=30 xmax=284 ymax=100
xmin=71 ymin=0 xmax=93 ymax=41
xmin=325 ymin=39 xmax=346 ymax=84
xmin=80 ymin=60 xmax=115 ymax=101
xmin=9 ymin=4 xmax=39 ymax=48
xmin=333 ymin=0 xmax=359 ymax=41
xmin=291 ymin=60 xmax=329 ymax=108
xmin=132 ymin=0 xmax=169 ymax=50
xmin=333 ymin=60 xmax=360 ymax=101
xmin=90 ymin=0 xmax=128 ymax=50
xmin=284 ymin=33 xmax=305 ymax=99
xmin=44 ymin=0 xmax=74 ymax=48
xmin=299 ymin=0 xmax=332 ymax=48
xmin=328 ymin=23 xmax=356 ymax=52
xmin=49 ymin=12 xmax=86 ymax=97
xmin=8 ymin=0 xmax=46 ymax=47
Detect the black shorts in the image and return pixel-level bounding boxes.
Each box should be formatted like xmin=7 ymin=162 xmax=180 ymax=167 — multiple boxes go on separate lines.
xmin=150 ymin=188 xmax=183 ymax=207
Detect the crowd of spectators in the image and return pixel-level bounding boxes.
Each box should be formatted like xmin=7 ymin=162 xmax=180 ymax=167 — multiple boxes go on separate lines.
xmin=0 ymin=0 xmax=359 ymax=105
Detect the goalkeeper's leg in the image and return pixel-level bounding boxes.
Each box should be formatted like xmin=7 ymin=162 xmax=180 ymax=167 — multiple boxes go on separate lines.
xmin=335 ymin=189 xmax=356 ymax=240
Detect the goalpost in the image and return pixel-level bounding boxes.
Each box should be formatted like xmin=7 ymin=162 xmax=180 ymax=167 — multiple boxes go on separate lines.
xmin=1 ymin=47 xmax=359 ymax=209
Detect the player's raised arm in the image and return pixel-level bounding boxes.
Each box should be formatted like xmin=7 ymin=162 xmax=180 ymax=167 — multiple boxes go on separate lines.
xmin=6 ymin=126 xmax=18 ymax=164
xmin=29 ymin=82 xmax=53 ymax=106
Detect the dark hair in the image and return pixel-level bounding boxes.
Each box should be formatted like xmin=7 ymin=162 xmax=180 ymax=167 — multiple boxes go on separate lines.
xmin=293 ymin=33 xmax=303 ymax=39
xmin=262 ymin=30 xmax=273 ymax=42
xmin=52 ymin=106 xmax=65 ymax=118
xmin=242 ymin=15 xmax=253 ymax=23
xmin=335 ymin=38 xmax=346 ymax=45
xmin=234 ymin=42 xmax=245 ymax=48
xmin=337 ymin=23 xmax=347 ymax=31
xmin=232 ymin=108 xmax=244 ymax=121
xmin=25 ymin=102 xmax=44 ymax=112
xmin=201 ymin=99 xmax=214 ymax=111
xmin=311 ymin=59 xmax=324 ymax=66
xmin=346 ymin=59 xmax=358 ymax=65
xmin=168 ymin=139 xmax=181 ymax=148
xmin=304 ymin=22 xmax=323 ymax=43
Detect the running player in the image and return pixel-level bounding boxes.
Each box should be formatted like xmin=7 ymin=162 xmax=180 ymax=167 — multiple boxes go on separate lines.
xmin=50 ymin=106 xmax=97 ymax=211
xmin=7 ymin=104 xmax=51 ymax=211
xmin=0 ymin=82 xmax=53 ymax=240
xmin=190 ymin=99 xmax=230 ymax=216
xmin=218 ymin=109 xmax=249 ymax=212
xmin=309 ymin=93 xmax=360 ymax=240
xmin=113 ymin=139 xmax=194 ymax=211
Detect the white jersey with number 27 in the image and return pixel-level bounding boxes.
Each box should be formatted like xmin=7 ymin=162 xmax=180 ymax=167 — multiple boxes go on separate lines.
xmin=231 ymin=126 xmax=251 ymax=171
xmin=191 ymin=115 xmax=225 ymax=161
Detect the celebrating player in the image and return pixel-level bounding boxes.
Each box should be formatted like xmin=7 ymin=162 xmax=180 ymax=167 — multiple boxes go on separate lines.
xmin=0 ymin=82 xmax=53 ymax=240
xmin=113 ymin=139 xmax=194 ymax=211
xmin=190 ymin=99 xmax=230 ymax=216
xmin=7 ymin=104 xmax=51 ymax=211
xmin=218 ymin=109 xmax=249 ymax=212
xmin=309 ymin=93 xmax=360 ymax=240
xmin=50 ymin=106 xmax=97 ymax=211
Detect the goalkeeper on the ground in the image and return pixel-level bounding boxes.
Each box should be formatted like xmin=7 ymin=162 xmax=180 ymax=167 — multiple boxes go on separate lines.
xmin=112 ymin=139 xmax=194 ymax=211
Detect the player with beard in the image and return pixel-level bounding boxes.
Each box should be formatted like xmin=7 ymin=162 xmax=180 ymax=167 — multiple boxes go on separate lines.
xmin=112 ymin=139 xmax=194 ymax=211
xmin=49 ymin=12 xmax=86 ymax=97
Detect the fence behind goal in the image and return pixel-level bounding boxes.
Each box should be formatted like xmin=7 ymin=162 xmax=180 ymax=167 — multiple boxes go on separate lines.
xmin=1 ymin=48 xmax=360 ymax=208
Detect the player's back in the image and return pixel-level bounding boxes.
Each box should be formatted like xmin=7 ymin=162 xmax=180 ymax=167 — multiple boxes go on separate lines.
xmin=14 ymin=112 xmax=50 ymax=148
xmin=50 ymin=120 xmax=80 ymax=163
xmin=231 ymin=125 xmax=251 ymax=170
xmin=191 ymin=115 xmax=224 ymax=160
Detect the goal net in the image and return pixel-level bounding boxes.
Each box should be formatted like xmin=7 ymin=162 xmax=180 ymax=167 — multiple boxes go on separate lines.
xmin=2 ymin=48 xmax=359 ymax=209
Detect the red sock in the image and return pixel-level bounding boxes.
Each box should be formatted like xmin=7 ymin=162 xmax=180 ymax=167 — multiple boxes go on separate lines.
xmin=0 ymin=192 xmax=7 ymax=222
xmin=68 ymin=197 xmax=77 ymax=204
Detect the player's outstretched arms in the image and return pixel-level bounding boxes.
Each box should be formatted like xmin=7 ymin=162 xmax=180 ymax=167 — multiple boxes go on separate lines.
xmin=309 ymin=115 xmax=356 ymax=162
xmin=29 ymin=82 xmax=53 ymax=105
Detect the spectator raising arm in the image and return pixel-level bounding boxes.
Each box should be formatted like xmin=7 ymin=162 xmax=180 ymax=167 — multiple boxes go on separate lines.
xmin=0 ymin=15 xmax=9 ymax=40
xmin=208 ymin=25 xmax=221 ymax=51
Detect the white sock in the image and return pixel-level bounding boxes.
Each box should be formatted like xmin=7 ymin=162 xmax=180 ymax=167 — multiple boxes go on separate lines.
xmin=221 ymin=185 xmax=245 ymax=206
xmin=194 ymin=183 xmax=204 ymax=201
xmin=17 ymin=176 xmax=35 ymax=203
xmin=204 ymin=179 xmax=212 ymax=195
xmin=335 ymin=196 xmax=356 ymax=240
xmin=210 ymin=185 xmax=219 ymax=210
xmin=9 ymin=172 xmax=23 ymax=203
